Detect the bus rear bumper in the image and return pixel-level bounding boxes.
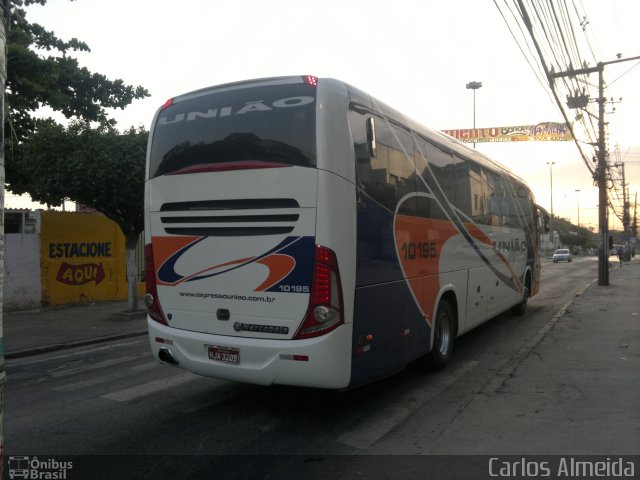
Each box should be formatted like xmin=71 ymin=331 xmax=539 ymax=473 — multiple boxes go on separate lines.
xmin=148 ymin=317 xmax=353 ymax=389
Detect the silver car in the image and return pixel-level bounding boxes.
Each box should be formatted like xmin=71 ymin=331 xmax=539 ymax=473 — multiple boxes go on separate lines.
xmin=553 ymin=248 xmax=572 ymax=263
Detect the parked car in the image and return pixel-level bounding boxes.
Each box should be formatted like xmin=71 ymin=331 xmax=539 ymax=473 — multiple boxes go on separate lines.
xmin=553 ymin=248 xmax=572 ymax=263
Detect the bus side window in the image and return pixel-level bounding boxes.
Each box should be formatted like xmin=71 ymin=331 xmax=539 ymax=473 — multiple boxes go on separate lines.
xmin=350 ymin=108 xmax=392 ymax=210
xmin=350 ymin=108 xmax=415 ymax=213
xmin=350 ymin=108 xmax=373 ymax=164
xmin=388 ymin=123 xmax=415 ymax=209
xmin=509 ymin=181 xmax=535 ymax=230
xmin=535 ymin=204 xmax=551 ymax=233
xmin=415 ymin=137 xmax=455 ymax=220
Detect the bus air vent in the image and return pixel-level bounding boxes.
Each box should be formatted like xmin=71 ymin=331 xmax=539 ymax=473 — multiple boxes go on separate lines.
xmin=160 ymin=198 xmax=299 ymax=211
xmin=159 ymin=198 xmax=301 ymax=237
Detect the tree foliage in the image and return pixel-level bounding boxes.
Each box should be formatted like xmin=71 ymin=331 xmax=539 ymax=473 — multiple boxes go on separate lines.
xmin=4 ymin=0 xmax=149 ymax=195
xmin=558 ymin=232 xmax=587 ymax=248
xmin=4 ymin=1 xmax=150 ymax=311
xmin=22 ymin=120 xmax=147 ymax=241
xmin=552 ymin=214 xmax=597 ymax=249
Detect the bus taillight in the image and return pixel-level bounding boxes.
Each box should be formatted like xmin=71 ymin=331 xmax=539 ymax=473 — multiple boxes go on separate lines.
xmin=302 ymin=75 xmax=318 ymax=87
xmin=145 ymin=243 xmax=168 ymax=325
xmin=294 ymin=245 xmax=344 ymax=339
xmin=161 ymin=97 xmax=174 ymax=110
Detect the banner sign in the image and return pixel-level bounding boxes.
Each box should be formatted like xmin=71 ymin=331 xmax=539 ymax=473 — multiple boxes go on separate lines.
xmin=40 ymin=211 xmax=127 ymax=305
xmin=442 ymin=122 xmax=572 ymax=143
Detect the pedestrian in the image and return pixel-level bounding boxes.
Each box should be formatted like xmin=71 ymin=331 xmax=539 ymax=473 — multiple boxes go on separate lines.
xmin=617 ymin=246 xmax=624 ymax=268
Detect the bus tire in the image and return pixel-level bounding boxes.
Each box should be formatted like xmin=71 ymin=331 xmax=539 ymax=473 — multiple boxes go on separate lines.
xmin=511 ymin=281 xmax=530 ymax=316
xmin=427 ymin=300 xmax=454 ymax=371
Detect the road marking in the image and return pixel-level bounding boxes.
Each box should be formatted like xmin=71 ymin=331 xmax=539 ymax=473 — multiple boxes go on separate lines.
xmin=49 ymin=352 xmax=152 ymax=378
xmin=102 ymin=372 xmax=197 ymax=402
xmin=7 ymin=338 xmax=148 ymax=368
xmin=338 ymin=361 xmax=478 ymax=450
xmin=53 ymin=362 xmax=158 ymax=392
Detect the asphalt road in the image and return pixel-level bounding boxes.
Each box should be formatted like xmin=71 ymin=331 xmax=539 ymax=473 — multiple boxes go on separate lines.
xmin=4 ymin=257 xmax=602 ymax=461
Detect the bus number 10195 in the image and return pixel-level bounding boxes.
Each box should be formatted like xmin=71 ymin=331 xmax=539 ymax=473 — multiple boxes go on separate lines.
xmin=400 ymin=241 xmax=437 ymax=260
xmin=278 ymin=285 xmax=310 ymax=293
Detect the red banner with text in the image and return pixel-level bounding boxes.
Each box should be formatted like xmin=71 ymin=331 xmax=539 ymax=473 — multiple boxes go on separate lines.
xmin=442 ymin=122 xmax=572 ymax=143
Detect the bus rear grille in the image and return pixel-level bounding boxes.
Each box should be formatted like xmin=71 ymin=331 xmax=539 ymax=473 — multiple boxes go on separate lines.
xmin=164 ymin=226 xmax=294 ymax=236
xmin=161 ymin=214 xmax=299 ymax=224
xmin=159 ymin=198 xmax=300 ymax=237
xmin=161 ymin=198 xmax=299 ymax=211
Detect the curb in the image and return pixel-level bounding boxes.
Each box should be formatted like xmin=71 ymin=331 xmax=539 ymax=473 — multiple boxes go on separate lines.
xmin=4 ymin=329 xmax=148 ymax=360
xmin=4 ymin=301 xmax=145 ymax=316
xmin=109 ymin=310 xmax=147 ymax=321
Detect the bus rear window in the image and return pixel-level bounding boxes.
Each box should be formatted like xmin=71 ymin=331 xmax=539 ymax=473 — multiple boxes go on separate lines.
xmin=149 ymin=83 xmax=317 ymax=178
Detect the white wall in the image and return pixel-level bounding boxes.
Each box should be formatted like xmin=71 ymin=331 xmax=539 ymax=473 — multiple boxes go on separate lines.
xmin=3 ymin=218 xmax=41 ymax=311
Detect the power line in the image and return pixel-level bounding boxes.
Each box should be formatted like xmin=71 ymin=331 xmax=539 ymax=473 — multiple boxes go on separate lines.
xmin=498 ymin=1 xmax=638 ymax=286
xmin=608 ymin=60 xmax=640 ymax=87
xmin=493 ymin=0 xmax=555 ymax=105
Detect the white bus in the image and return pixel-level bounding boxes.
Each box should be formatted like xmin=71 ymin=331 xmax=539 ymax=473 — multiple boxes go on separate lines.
xmin=144 ymin=75 xmax=548 ymax=389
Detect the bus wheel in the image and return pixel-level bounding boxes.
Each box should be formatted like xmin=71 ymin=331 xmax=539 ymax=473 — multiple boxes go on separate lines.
xmin=428 ymin=300 xmax=454 ymax=370
xmin=511 ymin=283 xmax=530 ymax=316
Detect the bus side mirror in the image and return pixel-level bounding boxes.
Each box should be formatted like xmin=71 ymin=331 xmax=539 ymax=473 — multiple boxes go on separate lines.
xmin=535 ymin=204 xmax=550 ymax=233
xmin=366 ymin=116 xmax=377 ymax=158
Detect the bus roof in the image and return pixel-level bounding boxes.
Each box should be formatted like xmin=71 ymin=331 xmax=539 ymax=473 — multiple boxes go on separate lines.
xmin=156 ymin=75 xmax=530 ymax=189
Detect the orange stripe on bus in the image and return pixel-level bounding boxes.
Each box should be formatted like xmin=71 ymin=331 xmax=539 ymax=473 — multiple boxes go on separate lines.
xmin=254 ymin=254 xmax=296 ymax=291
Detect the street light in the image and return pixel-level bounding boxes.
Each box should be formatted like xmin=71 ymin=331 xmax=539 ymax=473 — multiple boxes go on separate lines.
xmin=466 ymin=81 xmax=482 ymax=148
xmin=575 ymin=189 xmax=581 ymax=228
xmin=547 ymin=161 xmax=555 ymax=245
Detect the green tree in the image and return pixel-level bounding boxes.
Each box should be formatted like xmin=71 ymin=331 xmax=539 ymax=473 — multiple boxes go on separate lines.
xmin=558 ymin=232 xmax=586 ymax=249
xmin=4 ymin=0 xmax=150 ymax=312
xmin=552 ymin=214 xmax=597 ymax=252
xmin=23 ymin=120 xmax=147 ymax=311
xmin=4 ymin=0 xmax=149 ymax=194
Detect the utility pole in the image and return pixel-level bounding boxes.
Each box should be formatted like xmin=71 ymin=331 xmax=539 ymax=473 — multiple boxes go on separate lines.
xmin=621 ymin=162 xmax=629 ymax=260
xmin=575 ymin=189 xmax=581 ymax=228
xmin=633 ymin=192 xmax=638 ymax=257
xmin=551 ymin=54 xmax=640 ymax=286
xmin=466 ymin=81 xmax=482 ymax=148
xmin=634 ymin=192 xmax=638 ymax=236
xmin=0 ymin=0 xmax=8 ymax=474
xmin=547 ymin=161 xmax=555 ymax=247
xmin=596 ymin=62 xmax=609 ymax=285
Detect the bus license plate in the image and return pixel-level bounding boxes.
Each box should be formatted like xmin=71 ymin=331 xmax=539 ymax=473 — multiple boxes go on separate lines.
xmin=207 ymin=345 xmax=240 ymax=365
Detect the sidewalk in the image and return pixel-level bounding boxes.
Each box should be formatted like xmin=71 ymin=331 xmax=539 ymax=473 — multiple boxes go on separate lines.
xmin=2 ymin=300 xmax=148 ymax=359
xmin=430 ymin=256 xmax=640 ymax=454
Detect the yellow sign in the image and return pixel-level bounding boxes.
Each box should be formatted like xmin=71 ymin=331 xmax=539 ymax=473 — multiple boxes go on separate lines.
xmin=442 ymin=122 xmax=572 ymax=143
xmin=40 ymin=211 xmax=127 ymax=305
